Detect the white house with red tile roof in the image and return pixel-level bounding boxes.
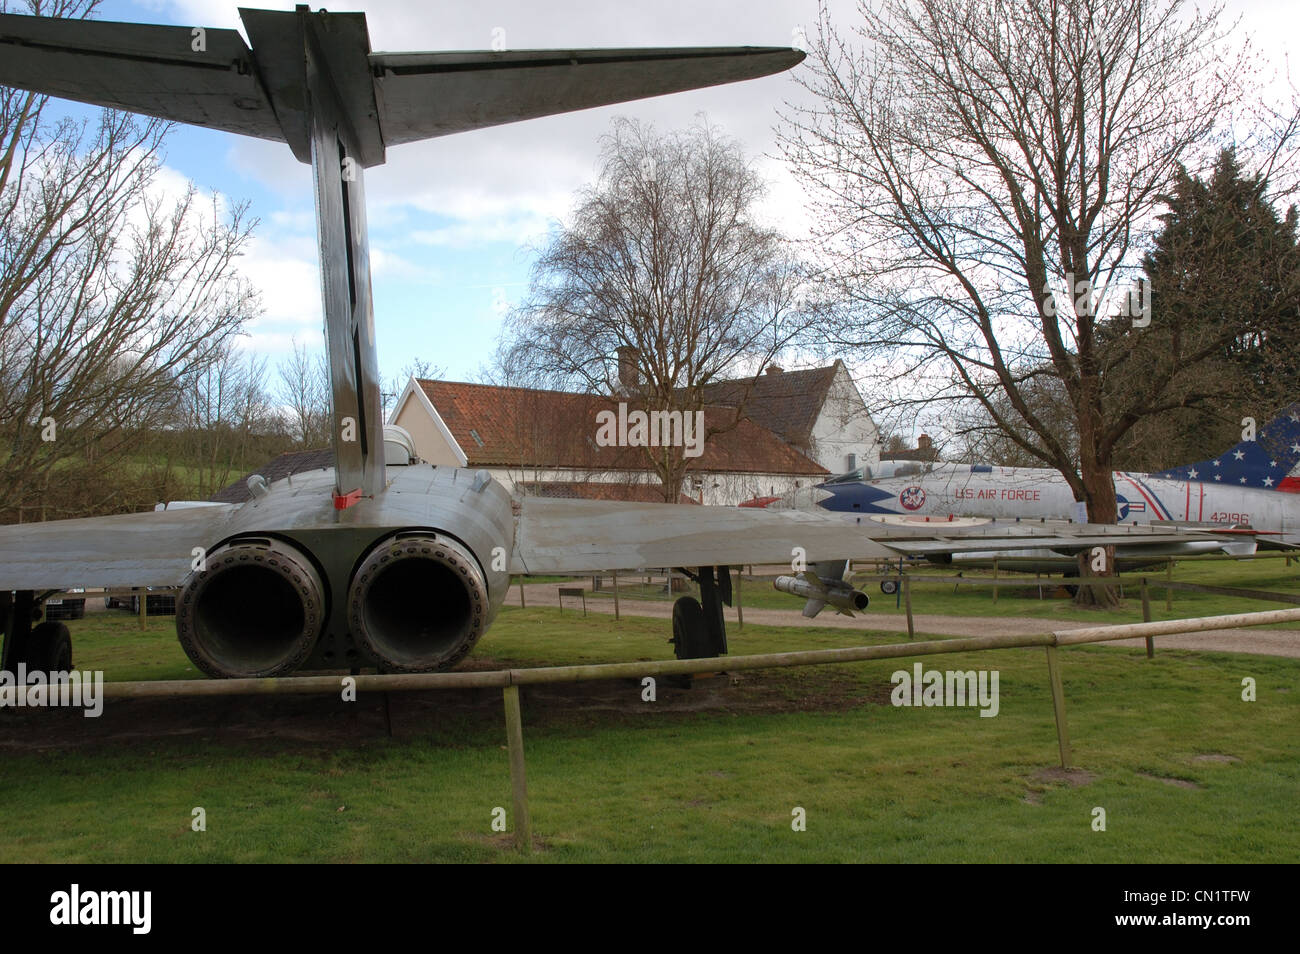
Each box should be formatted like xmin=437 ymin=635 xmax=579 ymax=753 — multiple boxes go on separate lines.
xmin=388 ymin=366 xmax=879 ymax=505
xmin=698 ymin=360 xmax=880 ymax=477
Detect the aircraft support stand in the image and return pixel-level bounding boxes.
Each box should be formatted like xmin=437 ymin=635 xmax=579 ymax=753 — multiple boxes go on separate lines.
xmin=0 ymin=590 xmax=31 ymax=675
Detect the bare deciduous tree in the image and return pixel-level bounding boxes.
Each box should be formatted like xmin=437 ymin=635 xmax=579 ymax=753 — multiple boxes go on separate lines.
xmin=382 ymin=357 xmax=443 ymax=418
xmin=780 ymin=0 xmax=1295 ymax=603
xmin=0 ymin=0 xmax=260 ymax=522
xmin=500 ymin=116 xmax=811 ymax=501
xmin=276 ymin=339 xmax=332 ymax=448
xmin=172 ymin=344 xmax=276 ymax=498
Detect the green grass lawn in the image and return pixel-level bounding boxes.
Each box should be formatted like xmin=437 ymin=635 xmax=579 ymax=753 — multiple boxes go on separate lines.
xmin=1 ymin=604 xmax=1296 ymax=862
xmin=588 ymin=555 xmax=1300 ymax=628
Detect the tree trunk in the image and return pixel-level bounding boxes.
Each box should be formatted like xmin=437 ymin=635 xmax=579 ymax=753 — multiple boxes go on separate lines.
xmin=1074 ymin=437 xmax=1121 ymax=608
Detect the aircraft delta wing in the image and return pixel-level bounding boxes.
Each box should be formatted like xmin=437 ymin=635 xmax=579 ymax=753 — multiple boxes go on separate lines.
xmin=508 ymin=500 xmax=1229 ymax=574
xmin=0 ymin=6 xmax=1227 ymax=680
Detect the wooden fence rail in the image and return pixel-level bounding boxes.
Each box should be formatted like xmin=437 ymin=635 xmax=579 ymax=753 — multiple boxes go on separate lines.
xmin=80 ymin=604 xmax=1300 ymax=852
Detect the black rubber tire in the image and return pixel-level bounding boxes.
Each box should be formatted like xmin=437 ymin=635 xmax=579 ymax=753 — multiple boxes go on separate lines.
xmin=1062 ymin=568 xmax=1080 ymax=597
xmin=671 ymin=596 xmax=715 ymax=660
xmin=26 ymin=621 xmax=72 ymax=674
xmin=880 ymin=579 xmax=899 ymax=595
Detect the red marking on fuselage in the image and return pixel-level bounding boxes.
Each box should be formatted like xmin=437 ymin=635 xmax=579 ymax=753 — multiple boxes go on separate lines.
xmin=333 ymin=488 xmax=363 ymax=510
xmin=1119 ymin=474 xmax=1165 ymax=521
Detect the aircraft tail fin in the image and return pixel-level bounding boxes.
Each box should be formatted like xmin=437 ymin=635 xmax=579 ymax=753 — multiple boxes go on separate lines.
xmin=1 ymin=10 xmax=804 ymax=167
xmin=1152 ymin=404 xmax=1300 ymax=492
xmin=0 ymin=5 xmax=805 ymax=507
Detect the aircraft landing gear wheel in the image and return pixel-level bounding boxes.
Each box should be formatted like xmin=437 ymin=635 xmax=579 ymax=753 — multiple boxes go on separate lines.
xmin=24 ymin=621 xmax=72 ymax=674
xmin=880 ymin=579 xmax=899 ymax=595
xmin=1062 ymin=569 xmax=1080 ymax=597
xmin=670 ymin=596 xmax=714 ymax=660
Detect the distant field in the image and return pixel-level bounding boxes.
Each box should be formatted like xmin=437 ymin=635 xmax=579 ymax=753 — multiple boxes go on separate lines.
xmin=587 ymin=555 xmax=1300 ymax=627
xmin=0 ymin=604 xmax=1295 ymax=863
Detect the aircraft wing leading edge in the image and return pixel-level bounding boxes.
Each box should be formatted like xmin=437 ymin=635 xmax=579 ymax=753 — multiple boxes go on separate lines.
xmin=0 ymin=14 xmax=284 ymax=142
xmin=0 ymin=505 xmax=238 ymax=591
xmin=373 ymin=47 xmax=806 ymax=146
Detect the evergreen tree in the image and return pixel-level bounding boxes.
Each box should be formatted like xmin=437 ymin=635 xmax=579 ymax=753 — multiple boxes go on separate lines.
xmin=1113 ymin=149 xmax=1300 ymax=471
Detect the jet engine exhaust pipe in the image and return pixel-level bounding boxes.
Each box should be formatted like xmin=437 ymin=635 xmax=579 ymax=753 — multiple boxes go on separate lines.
xmin=773 ymin=574 xmax=870 ymax=618
xmin=348 ymin=532 xmax=489 ymax=672
xmin=177 ymin=538 xmax=327 ymax=678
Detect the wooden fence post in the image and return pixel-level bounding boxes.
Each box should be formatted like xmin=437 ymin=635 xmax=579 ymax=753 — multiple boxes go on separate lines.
xmin=1044 ymin=645 xmax=1071 ymax=768
xmin=1140 ymin=578 xmax=1154 ymax=657
xmin=502 ymin=685 xmax=531 ymax=854
xmin=736 ymin=568 xmax=744 ymax=630
xmin=904 ymin=574 xmax=914 ymax=640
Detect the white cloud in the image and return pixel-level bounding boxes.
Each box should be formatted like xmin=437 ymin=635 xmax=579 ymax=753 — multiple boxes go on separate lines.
xmin=136 ymin=0 xmax=1300 ymax=388
xmin=156 ymin=0 xmax=823 ymax=256
xmin=409 ymin=217 xmax=554 ymax=249
xmin=237 ymin=234 xmax=322 ymax=330
xmin=751 ymin=155 xmax=815 ymax=240
xmin=269 ymin=209 xmax=315 ymax=232
xmin=369 ymin=246 xmax=438 ymax=282
xmin=231 ymin=327 xmax=318 ymax=360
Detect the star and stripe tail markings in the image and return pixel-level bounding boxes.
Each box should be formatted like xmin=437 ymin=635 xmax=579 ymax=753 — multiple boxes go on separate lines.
xmin=1151 ymin=404 xmax=1300 ymax=492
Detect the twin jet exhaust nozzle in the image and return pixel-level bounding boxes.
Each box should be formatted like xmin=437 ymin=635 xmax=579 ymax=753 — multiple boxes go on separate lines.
xmin=773 ymin=573 xmax=870 ymax=619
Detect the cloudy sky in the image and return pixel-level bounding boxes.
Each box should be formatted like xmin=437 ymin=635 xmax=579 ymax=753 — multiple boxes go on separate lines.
xmin=52 ymin=0 xmax=828 ymax=392
xmin=42 ymin=0 xmax=1300 ymax=402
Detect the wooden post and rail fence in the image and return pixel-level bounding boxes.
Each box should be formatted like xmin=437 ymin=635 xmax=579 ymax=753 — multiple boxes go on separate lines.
xmin=41 ymin=558 xmax=1300 ymax=853
xmin=74 ymin=603 xmax=1300 ymax=854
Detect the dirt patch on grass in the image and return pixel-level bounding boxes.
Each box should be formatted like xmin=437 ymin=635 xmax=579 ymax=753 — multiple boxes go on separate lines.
xmin=462 ymin=831 xmax=548 ymax=855
xmin=478 ymin=666 xmax=894 ymax=730
xmin=1137 ymin=771 xmax=1201 ymax=789
xmin=0 ymin=663 xmax=896 ymax=751
xmin=1023 ymin=766 xmax=1097 ymax=804
xmin=1031 ymin=767 xmax=1098 ymax=787
xmin=1191 ymin=754 xmax=1241 ymax=764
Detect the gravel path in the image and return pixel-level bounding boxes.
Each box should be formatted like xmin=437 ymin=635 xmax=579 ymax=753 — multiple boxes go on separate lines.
xmin=518 ymin=583 xmax=1300 ymax=659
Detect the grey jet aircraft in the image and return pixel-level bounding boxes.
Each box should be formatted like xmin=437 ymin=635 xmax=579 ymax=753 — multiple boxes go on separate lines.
xmin=0 ymin=6 xmax=1232 ymax=677
xmin=753 ymin=409 xmax=1300 ymax=574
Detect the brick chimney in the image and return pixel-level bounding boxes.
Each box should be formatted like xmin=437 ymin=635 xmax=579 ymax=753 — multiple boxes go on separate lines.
xmin=765 ymin=364 xmax=783 ymax=375
xmin=616 ymin=346 xmax=641 ymax=393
